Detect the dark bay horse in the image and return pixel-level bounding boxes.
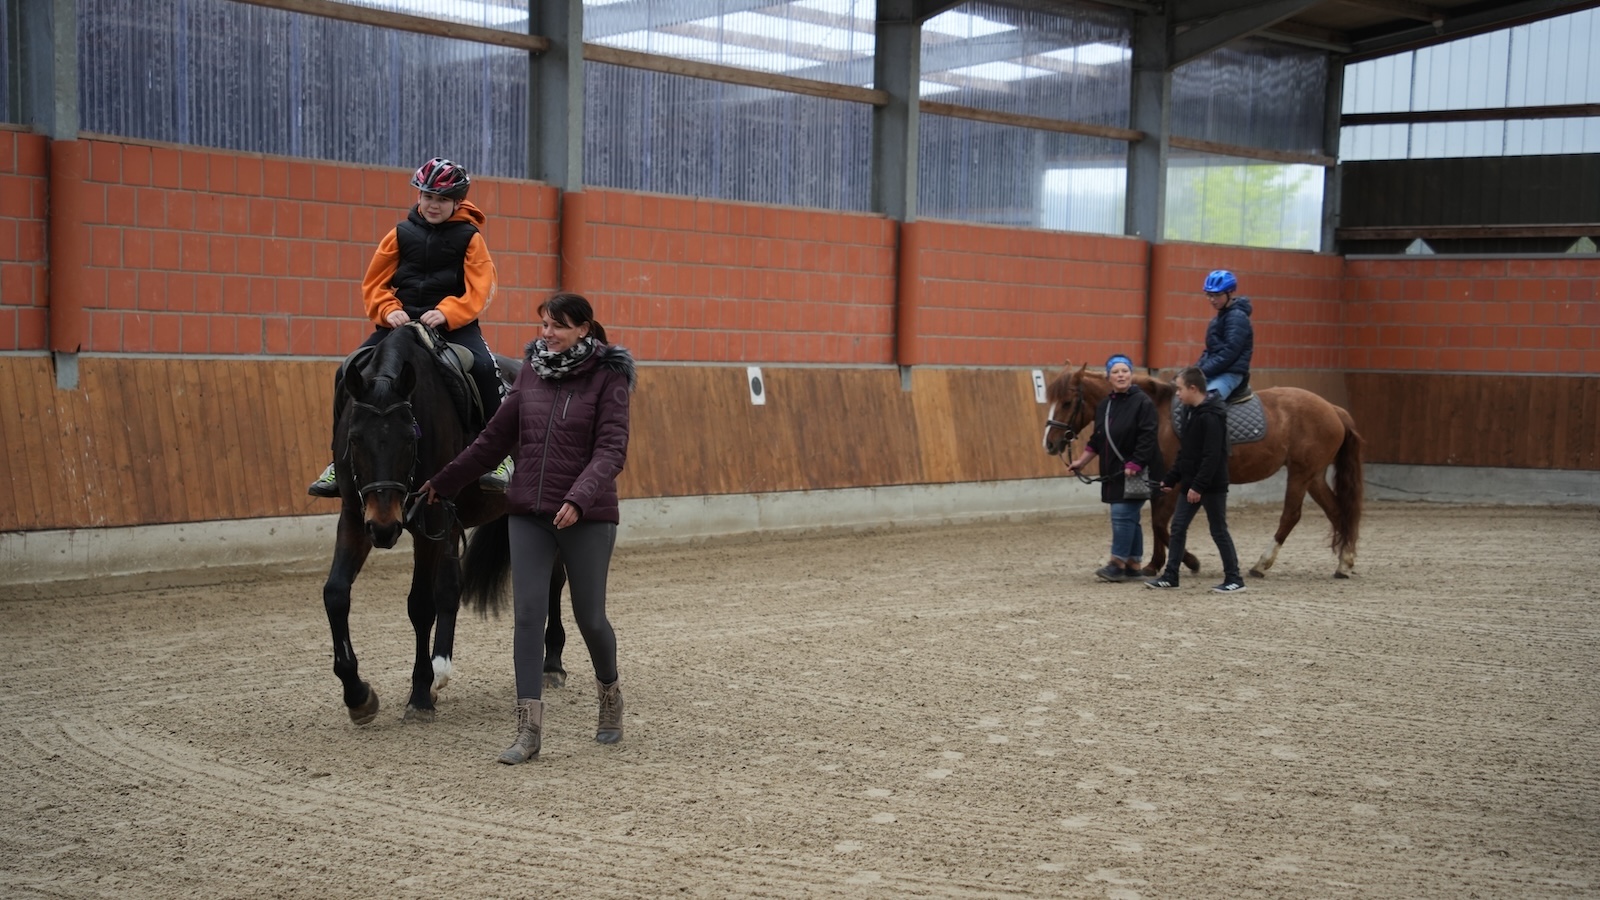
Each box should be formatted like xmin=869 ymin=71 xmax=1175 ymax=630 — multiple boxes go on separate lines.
xmin=1042 ymin=363 xmax=1364 ymax=578
xmin=319 ymin=324 xmax=568 ymax=726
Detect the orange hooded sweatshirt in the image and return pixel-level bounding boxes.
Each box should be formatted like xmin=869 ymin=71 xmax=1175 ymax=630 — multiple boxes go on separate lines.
xmin=361 ymin=200 xmax=496 ymax=330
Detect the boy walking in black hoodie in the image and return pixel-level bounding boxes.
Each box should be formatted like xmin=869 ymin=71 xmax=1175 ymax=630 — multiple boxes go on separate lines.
xmin=1146 ymin=367 xmax=1245 ymax=593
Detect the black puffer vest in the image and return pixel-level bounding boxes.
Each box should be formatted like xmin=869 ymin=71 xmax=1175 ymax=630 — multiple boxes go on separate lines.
xmin=392 ymin=209 xmax=479 ymax=316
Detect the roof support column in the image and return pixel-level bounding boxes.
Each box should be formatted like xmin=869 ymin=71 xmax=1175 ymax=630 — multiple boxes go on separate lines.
xmin=529 ymin=0 xmax=583 ymax=192
xmin=1125 ymin=9 xmax=1169 ymax=241
xmin=1320 ymin=59 xmax=1344 ymax=254
xmin=872 ymin=0 xmax=920 ymax=222
xmin=17 ymin=0 xmax=75 ymax=138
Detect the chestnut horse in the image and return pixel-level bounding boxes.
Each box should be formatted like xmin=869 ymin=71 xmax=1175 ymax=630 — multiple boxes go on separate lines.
xmin=1041 ymin=364 xmax=1364 ymax=578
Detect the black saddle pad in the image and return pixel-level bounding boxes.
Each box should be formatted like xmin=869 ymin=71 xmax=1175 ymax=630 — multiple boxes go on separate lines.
xmin=1172 ymin=393 xmax=1268 ymax=445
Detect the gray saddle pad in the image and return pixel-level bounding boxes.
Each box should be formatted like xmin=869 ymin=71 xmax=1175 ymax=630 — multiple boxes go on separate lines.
xmin=1172 ymin=393 xmax=1268 ymax=445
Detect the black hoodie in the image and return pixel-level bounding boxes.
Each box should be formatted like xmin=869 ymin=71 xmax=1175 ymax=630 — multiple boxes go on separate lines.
xmin=1163 ymin=393 xmax=1230 ymax=495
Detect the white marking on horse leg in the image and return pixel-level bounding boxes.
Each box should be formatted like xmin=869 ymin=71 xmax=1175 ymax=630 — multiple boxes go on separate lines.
xmin=1336 ymin=547 xmax=1356 ymax=578
xmin=1251 ymin=541 xmax=1282 ymax=577
xmin=432 ymin=656 xmax=452 ymax=695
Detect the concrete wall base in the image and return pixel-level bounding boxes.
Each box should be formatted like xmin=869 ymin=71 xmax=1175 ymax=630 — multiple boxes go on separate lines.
xmin=2 ymin=464 xmax=1593 ymax=592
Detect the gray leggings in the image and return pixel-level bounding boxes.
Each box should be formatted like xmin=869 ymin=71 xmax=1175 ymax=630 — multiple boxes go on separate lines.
xmin=507 ymin=515 xmax=619 ymax=699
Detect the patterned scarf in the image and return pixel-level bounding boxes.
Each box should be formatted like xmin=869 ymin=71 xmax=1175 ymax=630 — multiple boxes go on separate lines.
xmin=528 ymin=335 xmax=597 ymax=381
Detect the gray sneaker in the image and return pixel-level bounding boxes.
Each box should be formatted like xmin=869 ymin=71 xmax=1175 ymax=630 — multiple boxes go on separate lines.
xmin=307 ymin=462 xmax=339 ymax=498
xmin=478 ymin=456 xmax=513 ymax=493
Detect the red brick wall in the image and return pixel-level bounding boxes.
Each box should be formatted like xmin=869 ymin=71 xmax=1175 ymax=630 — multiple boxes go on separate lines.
xmin=47 ymin=137 xmax=559 ymax=357
xmin=1343 ymin=257 xmax=1600 ymax=373
xmin=898 ymin=220 xmax=1148 ymax=367
xmin=0 ymin=127 xmax=49 ymax=351
xmin=1149 ymin=242 xmax=1346 ymax=372
xmin=560 ymin=189 xmax=898 ymax=364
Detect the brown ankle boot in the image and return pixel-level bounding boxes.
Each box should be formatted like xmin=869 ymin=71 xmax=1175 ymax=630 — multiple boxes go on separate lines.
xmin=498 ymin=698 xmax=544 ymax=764
xmin=595 ymin=678 xmax=623 ymax=744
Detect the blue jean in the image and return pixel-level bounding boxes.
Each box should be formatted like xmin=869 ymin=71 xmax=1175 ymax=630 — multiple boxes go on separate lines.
xmin=1206 ymin=371 xmax=1243 ymax=399
xmin=1108 ymin=500 xmax=1145 ymax=562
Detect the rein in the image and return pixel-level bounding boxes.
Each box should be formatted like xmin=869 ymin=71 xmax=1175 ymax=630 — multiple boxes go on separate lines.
xmin=345 ymin=386 xmax=464 ymax=557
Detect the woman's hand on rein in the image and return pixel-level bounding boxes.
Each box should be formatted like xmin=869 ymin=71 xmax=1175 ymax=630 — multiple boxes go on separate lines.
xmin=419 ymin=481 xmax=439 ymax=504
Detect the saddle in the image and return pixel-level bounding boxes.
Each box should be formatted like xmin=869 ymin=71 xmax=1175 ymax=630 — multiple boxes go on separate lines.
xmin=339 ymin=323 xmax=500 ymax=432
xmin=1172 ymin=381 xmax=1268 ymax=446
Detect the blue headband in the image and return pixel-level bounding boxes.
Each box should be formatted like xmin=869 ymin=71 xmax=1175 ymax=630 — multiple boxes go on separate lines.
xmin=1105 ymin=354 xmax=1133 ymax=374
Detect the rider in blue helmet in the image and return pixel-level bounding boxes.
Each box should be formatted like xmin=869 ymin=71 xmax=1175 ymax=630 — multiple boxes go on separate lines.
xmin=1196 ymin=269 xmax=1253 ymax=400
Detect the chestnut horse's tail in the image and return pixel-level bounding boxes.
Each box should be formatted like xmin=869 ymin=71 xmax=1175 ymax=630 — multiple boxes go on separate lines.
xmin=459 ymin=515 xmax=512 ymax=616
xmin=1331 ymin=408 xmax=1365 ymax=562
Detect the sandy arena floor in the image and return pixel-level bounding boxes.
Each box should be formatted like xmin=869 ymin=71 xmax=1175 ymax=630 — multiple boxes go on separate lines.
xmin=2 ymin=501 xmax=1597 ymax=899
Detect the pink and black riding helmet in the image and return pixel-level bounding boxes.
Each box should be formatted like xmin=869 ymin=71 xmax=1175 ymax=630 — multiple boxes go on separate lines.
xmin=411 ymin=157 xmax=471 ymax=200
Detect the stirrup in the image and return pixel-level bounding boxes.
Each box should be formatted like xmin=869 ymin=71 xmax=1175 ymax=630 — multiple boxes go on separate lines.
xmin=308 ymin=462 xmax=339 ymax=498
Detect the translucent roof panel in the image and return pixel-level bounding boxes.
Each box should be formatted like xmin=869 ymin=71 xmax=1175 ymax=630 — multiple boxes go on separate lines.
xmin=585 ymin=0 xmax=878 ymax=87
xmin=919 ymin=112 xmax=1127 ymax=234
xmin=1341 ymin=7 xmax=1600 ymax=159
xmin=1344 ymin=8 xmax=1600 ymax=114
xmin=585 ymin=60 xmax=872 ymax=209
xmin=918 ymin=1 xmax=1131 ymax=127
xmin=79 ymin=0 xmax=529 ymax=176
xmin=1172 ymin=37 xmax=1328 ymax=155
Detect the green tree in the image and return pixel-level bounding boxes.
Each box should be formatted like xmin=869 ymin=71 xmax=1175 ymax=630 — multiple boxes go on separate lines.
xmin=1165 ymin=159 xmax=1320 ymax=250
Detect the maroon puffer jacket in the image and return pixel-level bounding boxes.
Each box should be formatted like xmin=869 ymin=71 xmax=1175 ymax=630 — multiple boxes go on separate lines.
xmin=431 ymin=343 xmax=635 ymax=522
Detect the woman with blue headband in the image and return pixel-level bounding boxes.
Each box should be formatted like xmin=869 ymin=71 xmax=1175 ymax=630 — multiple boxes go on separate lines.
xmin=1065 ymin=354 xmax=1163 ymax=582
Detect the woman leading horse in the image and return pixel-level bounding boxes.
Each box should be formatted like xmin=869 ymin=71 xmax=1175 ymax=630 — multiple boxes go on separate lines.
xmin=1043 ymin=363 xmax=1364 ymax=579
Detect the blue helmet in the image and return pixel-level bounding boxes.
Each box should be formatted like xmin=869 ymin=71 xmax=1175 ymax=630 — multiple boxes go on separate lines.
xmin=1203 ymin=270 xmax=1237 ymax=293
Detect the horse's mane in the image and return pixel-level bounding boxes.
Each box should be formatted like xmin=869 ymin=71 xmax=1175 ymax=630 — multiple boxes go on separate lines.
xmin=364 ymin=325 xmax=429 ymax=390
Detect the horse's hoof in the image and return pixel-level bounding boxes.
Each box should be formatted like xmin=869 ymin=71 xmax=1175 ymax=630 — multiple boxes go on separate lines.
xmin=543 ymin=670 xmax=567 ymax=690
xmin=348 ymin=687 xmax=380 ymax=726
xmin=1249 ymin=568 xmax=1266 ymax=578
xmin=402 ymin=705 xmax=436 ymax=723
xmin=1333 ymin=570 xmax=1350 ymax=580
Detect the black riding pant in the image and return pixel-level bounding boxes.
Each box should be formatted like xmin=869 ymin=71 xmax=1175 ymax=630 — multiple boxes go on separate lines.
xmin=1163 ymin=489 xmax=1241 ymax=582
xmin=507 ymin=515 xmax=619 ymax=699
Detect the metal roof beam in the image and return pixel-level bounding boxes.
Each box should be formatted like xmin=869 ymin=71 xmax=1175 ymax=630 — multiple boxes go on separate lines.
xmin=1347 ymin=0 xmax=1600 ymax=62
xmin=1172 ymin=0 xmax=1324 ymax=66
xmin=1335 ymin=0 xmax=1443 ymax=24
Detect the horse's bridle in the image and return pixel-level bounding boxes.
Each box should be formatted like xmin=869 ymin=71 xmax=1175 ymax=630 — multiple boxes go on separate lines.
xmin=1044 ymin=384 xmax=1090 ymax=448
xmin=346 ymin=399 xmax=419 ymax=503
xmin=346 ymin=398 xmax=463 ymax=550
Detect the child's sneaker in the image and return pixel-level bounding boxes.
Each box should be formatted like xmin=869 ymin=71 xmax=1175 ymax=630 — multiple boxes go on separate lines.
xmin=1143 ymin=574 xmax=1180 ymax=589
xmin=1211 ymin=579 xmax=1247 ymax=593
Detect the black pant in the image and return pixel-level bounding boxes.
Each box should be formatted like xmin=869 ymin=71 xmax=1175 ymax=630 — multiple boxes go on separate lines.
xmin=1163 ymin=490 xmax=1240 ymax=582
xmin=508 ymin=515 xmax=619 ymax=699
xmin=349 ymin=320 xmax=504 ymax=420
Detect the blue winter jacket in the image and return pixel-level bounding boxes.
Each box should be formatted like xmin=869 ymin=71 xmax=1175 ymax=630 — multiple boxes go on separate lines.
xmin=1197 ymin=296 xmax=1253 ymax=379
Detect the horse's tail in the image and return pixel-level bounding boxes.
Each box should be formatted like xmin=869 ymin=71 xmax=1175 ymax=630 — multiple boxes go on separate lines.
xmin=459 ymin=515 xmax=512 ymax=616
xmin=1330 ymin=408 xmax=1365 ymax=562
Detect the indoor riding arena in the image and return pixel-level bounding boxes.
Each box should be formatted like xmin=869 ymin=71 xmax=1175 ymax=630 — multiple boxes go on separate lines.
xmin=2 ymin=1 xmax=1597 ymax=898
